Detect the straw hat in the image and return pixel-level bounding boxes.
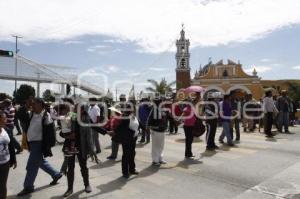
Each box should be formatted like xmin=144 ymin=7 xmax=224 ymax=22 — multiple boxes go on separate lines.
xmin=108 ymin=106 xmax=122 ymax=114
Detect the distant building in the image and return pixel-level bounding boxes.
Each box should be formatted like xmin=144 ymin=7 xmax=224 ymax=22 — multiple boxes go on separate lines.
xmin=175 ymin=28 xmax=264 ymax=100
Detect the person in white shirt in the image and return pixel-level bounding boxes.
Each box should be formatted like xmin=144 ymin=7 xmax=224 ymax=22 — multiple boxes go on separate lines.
xmin=88 ymin=98 xmax=101 ymax=154
xmin=17 ymin=98 xmax=62 ymax=196
xmin=0 ymin=111 xmax=17 ymax=199
xmin=263 ymin=91 xmax=278 ymax=137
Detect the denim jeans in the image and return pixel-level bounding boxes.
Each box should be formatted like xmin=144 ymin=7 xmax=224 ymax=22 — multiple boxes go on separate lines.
xmin=219 ymin=121 xmax=233 ymax=144
xmin=24 ymin=141 xmax=60 ymax=189
xmin=278 ymin=112 xmax=289 ymax=132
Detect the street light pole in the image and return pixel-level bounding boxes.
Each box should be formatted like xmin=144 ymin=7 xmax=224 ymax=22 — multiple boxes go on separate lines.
xmin=115 ymin=88 xmax=118 ymax=102
xmin=12 ymin=35 xmax=22 ymax=94
xmin=36 ymin=72 xmax=41 ymax=98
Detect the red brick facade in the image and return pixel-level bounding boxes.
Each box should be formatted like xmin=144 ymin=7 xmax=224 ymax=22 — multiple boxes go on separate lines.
xmin=176 ymin=69 xmax=191 ymax=90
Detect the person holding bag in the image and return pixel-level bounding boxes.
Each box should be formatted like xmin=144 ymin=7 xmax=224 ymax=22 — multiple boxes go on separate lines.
xmin=62 ymin=104 xmax=98 ymax=197
xmin=181 ymin=100 xmax=196 ymax=159
xmin=113 ymin=107 xmax=139 ymax=178
xmin=180 ymin=93 xmax=202 ymax=159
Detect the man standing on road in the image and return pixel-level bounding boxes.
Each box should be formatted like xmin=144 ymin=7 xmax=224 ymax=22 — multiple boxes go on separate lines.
xmin=230 ymin=94 xmax=241 ymax=142
xmin=204 ymin=93 xmax=219 ymax=151
xmin=276 ymin=90 xmax=291 ymax=133
xmin=137 ymin=96 xmax=151 ymax=144
xmin=263 ymin=90 xmax=278 ymax=137
xmin=147 ymin=95 xmax=168 ymax=166
xmin=219 ymin=95 xmax=234 ymax=146
xmin=106 ymin=94 xmax=127 ymax=160
xmin=17 ymin=98 xmax=62 ymax=196
xmin=88 ymin=98 xmax=101 ymax=154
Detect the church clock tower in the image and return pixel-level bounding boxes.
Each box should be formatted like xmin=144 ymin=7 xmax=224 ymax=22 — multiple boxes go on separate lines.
xmin=176 ymin=26 xmax=191 ymax=90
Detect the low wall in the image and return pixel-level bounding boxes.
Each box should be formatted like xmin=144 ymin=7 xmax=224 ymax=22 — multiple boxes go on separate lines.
xmin=296 ymin=109 xmax=300 ymax=119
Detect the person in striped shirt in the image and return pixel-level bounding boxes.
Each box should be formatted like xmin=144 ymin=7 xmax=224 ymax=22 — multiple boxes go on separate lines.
xmin=1 ymin=99 xmax=22 ymax=154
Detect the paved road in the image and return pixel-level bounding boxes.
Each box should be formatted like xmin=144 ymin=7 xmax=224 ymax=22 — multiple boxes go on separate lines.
xmin=7 ymin=125 xmax=300 ymax=199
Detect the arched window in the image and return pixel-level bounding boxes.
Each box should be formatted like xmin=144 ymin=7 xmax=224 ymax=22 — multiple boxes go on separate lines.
xmin=181 ymin=59 xmax=186 ymax=68
xmin=181 ymin=46 xmax=185 ymax=53
xmin=223 ymin=69 xmax=228 ymax=77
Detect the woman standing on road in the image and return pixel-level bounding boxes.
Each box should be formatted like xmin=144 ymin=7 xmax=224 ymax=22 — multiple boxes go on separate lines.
xmin=62 ymin=105 xmax=93 ymax=197
xmin=0 ymin=111 xmax=17 ymax=199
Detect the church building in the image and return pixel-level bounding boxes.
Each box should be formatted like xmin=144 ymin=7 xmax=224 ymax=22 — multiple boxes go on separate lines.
xmin=175 ymin=28 xmax=265 ymax=100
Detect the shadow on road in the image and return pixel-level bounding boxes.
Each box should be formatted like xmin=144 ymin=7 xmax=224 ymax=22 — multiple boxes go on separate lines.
xmin=136 ymin=165 xmax=160 ymax=178
xmin=89 ymin=159 xmax=121 ymax=169
xmin=201 ymin=150 xmax=217 ymax=157
xmin=175 ymin=159 xmax=202 ymax=170
xmin=96 ymin=176 xmax=128 ymax=196
xmin=265 ymin=137 xmax=277 ymax=142
xmin=136 ymin=143 xmax=150 ymax=148
xmin=8 ymin=184 xmax=53 ymax=199
xmin=175 ymin=138 xmax=203 ymax=143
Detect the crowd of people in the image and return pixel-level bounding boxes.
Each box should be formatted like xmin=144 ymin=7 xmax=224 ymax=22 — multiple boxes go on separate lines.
xmin=0 ymin=89 xmax=298 ymax=198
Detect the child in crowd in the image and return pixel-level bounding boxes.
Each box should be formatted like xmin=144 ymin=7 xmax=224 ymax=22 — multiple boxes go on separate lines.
xmin=58 ymin=104 xmax=78 ymax=156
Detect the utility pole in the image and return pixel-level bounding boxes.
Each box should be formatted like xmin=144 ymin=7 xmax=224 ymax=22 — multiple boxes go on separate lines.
xmin=115 ymin=88 xmax=118 ymax=102
xmin=36 ymin=72 xmax=41 ymax=97
xmin=12 ymin=35 xmax=22 ymax=94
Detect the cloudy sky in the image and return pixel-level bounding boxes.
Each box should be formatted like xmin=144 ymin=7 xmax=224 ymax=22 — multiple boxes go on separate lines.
xmin=1 ymin=0 xmax=300 ymax=97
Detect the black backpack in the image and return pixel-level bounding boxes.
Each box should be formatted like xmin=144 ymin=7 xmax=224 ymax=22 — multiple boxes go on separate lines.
xmin=147 ymin=107 xmax=168 ymax=132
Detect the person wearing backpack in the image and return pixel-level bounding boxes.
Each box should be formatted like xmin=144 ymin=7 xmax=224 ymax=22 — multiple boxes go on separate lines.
xmin=147 ymin=96 xmax=168 ymax=166
xmin=17 ymin=98 xmax=62 ymax=196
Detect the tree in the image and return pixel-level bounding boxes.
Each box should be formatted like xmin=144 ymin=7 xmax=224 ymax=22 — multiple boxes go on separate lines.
xmin=14 ymin=84 xmax=35 ymax=104
xmin=287 ymin=82 xmax=300 ymax=107
xmin=146 ymin=78 xmax=175 ymax=94
xmin=42 ymin=89 xmax=55 ymax=102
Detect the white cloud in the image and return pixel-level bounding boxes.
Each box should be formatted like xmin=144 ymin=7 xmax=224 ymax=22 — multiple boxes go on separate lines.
xmin=292 ymin=65 xmax=300 ymax=70
xmin=260 ymin=58 xmax=271 ymax=62
xmin=86 ymin=45 xmax=121 ymax=54
xmin=127 ymin=72 xmax=141 ymax=77
xmin=107 ymin=65 xmax=120 ymax=73
xmin=149 ymin=67 xmax=167 ymax=71
xmin=64 ymin=40 xmax=84 ymax=45
xmin=1 ymin=0 xmax=300 ymax=53
xmin=245 ymin=66 xmax=272 ymax=73
xmin=103 ymin=39 xmax=126 ymax=44
xmin=271 ymin=63 xmax=282 ymax=67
